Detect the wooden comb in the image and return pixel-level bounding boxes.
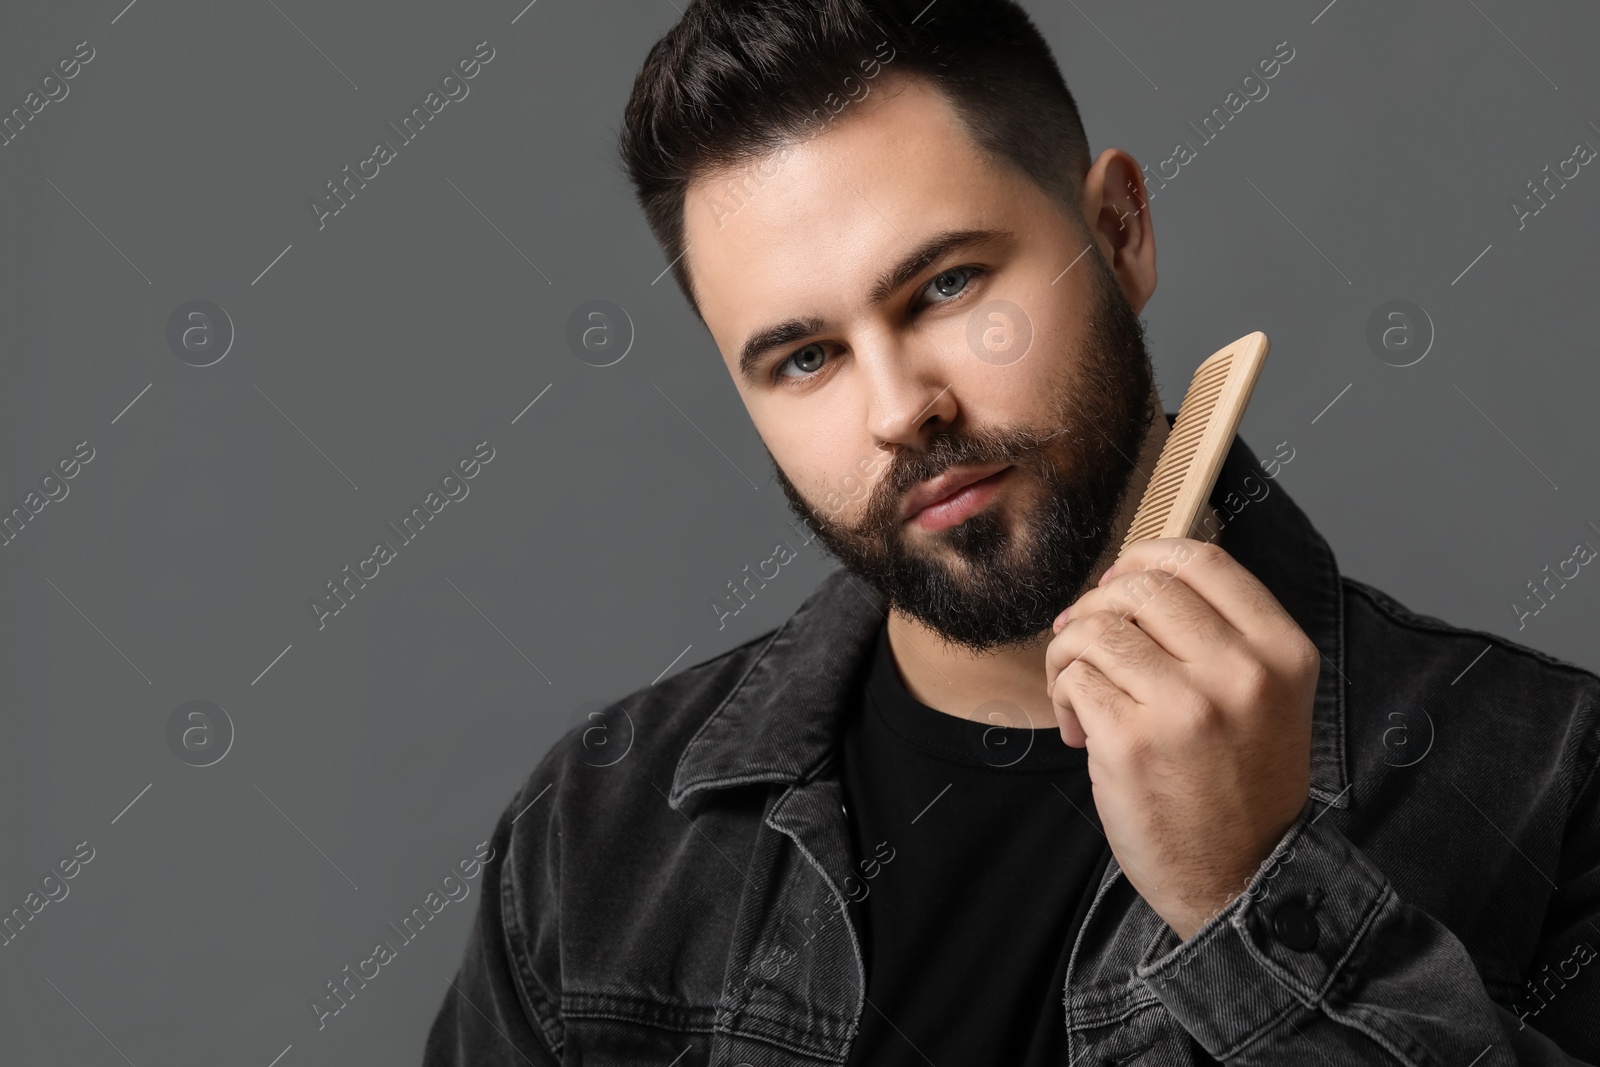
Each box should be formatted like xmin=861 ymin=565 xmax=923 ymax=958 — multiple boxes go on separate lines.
xmin=1118 ymin=331 xmax=1270 ymax=551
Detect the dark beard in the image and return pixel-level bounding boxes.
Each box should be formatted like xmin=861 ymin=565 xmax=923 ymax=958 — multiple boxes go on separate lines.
xmin=770 ymin=248 xmax=1157 ymax=654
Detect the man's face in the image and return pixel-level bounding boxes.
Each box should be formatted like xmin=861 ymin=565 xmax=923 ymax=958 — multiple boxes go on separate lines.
xmin=683 ymin=75 xmax=1156 ymax=653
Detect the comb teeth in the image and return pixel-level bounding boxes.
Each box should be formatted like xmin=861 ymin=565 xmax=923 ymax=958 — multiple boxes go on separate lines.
xmin=1119 ymin=332 xmax=1270 ymax=552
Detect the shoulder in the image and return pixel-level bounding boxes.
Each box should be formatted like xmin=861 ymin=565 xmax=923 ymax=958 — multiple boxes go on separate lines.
xmin=487 ymin=627 xmax=786 ymax=1028
xmin=1340 ymin=574 xmax=1600 ymax=782
xmin=505 ymin=623 xmax=784 ymax=830
xmin=1341 ymin=574 xmax=1600 ymax=695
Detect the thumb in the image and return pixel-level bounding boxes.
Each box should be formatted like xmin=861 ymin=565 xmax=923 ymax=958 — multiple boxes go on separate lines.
xmin=1048 ymin=677 xmax=1087 ymax=748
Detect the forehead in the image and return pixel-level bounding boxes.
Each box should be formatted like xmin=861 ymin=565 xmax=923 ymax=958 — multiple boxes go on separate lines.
xmin=681 ymin=76 xmax=1042 ymax=367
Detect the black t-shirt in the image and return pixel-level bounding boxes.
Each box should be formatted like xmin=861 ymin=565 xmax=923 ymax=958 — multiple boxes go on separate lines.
xmin=837 ymin=621 xmax=1111 ymax=1066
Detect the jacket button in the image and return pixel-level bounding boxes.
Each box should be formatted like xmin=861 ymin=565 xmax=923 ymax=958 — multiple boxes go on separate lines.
xmin=1271 ymin=901 xmax=1319 ymax=951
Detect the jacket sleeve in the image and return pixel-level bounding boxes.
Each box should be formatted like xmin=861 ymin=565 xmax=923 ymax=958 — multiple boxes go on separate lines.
xmin=1131 ymin=698 xmax=1600 ymax=1067
xmin=424 ymin=750 xmax=567 ymax=1066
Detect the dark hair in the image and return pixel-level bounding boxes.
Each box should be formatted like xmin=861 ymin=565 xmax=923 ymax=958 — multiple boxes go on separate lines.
xmin=618 ymin=0 xmax=1093 ymax=319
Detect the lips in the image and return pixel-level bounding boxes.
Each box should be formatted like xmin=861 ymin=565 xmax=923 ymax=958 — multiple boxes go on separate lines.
xmin=900 ymin=462 xmax=1012 ymax=522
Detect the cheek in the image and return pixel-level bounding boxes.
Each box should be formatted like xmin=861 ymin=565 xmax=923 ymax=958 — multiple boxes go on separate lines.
xmin=813 ymin=452 xmax=886 ymax=525
xmin=759 ymin=419 xmax=851 ymax=508
xmin=817 ymin=450 xmax=882 ymax=522
xmin=965 ymin=348 xmax=1072 ymax=436
xmin=966 ymin=275 xmax=1087 ymax=412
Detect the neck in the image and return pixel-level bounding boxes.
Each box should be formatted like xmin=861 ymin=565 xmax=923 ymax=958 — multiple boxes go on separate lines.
xmin=884 ymin=396 xmax=1222 ymax=729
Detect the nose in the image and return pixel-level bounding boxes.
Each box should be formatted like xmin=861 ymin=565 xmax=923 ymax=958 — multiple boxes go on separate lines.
xmin=860 ymin=335 xmax=959 ymax=450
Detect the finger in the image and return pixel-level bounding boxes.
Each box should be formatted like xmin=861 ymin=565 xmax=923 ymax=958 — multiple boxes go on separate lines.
xmin=1064 ymin=565 xmax=1246 ymax=668
xmin=1087 ymin=537 xmax=1300 ymax=650
xmin=1052 ymin=687 xmax=1086 ymax=748
xmin=1049 ymin=655 xmax=1137 ymax=741
xmin=1045 ymin=608 xmax=1177 ymax=709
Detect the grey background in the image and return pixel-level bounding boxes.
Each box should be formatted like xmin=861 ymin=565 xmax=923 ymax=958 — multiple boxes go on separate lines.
xmin=1 ymin=0 xmax=1596 ymax=1062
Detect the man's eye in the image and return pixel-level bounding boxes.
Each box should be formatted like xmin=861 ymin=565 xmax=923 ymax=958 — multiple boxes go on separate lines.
xmin=769 ymin=267 xmax=984 ymax=386
xmin=776 ymin=342 xmax=829 ymax=382
xmin=921 ymin=265 xmax=983 ymax=305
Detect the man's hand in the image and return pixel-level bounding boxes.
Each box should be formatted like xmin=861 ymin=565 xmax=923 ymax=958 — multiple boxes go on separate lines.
xmin=1044 ymin=537 xmax=1319 ymax=941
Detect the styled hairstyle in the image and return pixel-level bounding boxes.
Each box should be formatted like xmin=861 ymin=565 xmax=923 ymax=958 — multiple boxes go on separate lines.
xmin=618 ymin=0 xmax=1093 ymax=319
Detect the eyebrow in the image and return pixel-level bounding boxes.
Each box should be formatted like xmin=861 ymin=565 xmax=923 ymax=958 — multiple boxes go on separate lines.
xmin=736 ymin=226 xmax=1011 ymax=386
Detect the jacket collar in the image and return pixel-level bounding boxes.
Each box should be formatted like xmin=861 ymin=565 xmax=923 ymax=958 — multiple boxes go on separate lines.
xmin=670 ymin=422 xmax=1350 ymax=811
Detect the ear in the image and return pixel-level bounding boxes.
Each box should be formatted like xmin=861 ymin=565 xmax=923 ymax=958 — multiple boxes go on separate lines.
xmin=1080 ymin=148 xmax=1157 ymax=314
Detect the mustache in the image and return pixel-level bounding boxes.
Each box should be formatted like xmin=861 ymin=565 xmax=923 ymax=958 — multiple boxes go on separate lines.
xmin=853 ymin=423 xmax=1073 ymax=532
xmin=879 ymin=420 xmax=1077 ymax=497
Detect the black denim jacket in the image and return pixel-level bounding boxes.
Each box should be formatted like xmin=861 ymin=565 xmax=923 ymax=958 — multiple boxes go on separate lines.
xmin=425 ymin=429 xmax=1600 ymax=1066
